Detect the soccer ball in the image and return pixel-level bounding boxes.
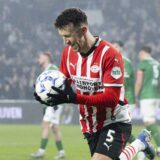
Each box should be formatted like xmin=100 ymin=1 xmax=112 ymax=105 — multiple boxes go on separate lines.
xmin=35 ymin=70 xmax=66 ymax=102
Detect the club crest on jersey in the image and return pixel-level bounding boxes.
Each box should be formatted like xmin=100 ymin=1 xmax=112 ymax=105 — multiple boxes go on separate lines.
xmin=90 ymin=65 xmax=100 ymax=73
xmin=111 ymin=66 xmax=122 ymax=79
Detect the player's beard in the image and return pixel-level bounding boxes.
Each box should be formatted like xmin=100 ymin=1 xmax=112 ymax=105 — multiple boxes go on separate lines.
xmin=71 ymin=41 xmax=81 ymax=52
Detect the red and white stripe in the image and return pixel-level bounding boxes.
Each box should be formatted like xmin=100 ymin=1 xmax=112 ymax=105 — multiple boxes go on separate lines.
xmin=60 ymin=39 xmax=130 ymax=133
xmin=121 ymin=146 xmax=136 ymax=160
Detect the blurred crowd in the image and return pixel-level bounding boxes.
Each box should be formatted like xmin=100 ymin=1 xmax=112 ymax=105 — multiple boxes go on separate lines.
xmin=0 ymin=0 xmax=160 ymax=99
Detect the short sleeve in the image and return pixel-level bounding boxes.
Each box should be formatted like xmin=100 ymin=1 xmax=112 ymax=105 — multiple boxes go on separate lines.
xmin=137 ymin=61 xmax=145 ymax=71
xmin=102 ymin=48 xmax=124 ymax=87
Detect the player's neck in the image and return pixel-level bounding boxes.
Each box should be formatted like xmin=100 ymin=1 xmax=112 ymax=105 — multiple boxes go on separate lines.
xmin=142 ymin=54 xmax=152 ymax=60
xmin=81 ymin=33 xmax=97 ymax=54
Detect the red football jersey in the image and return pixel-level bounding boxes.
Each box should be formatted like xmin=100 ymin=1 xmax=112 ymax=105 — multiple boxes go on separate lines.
xmin=60 ymin=38 xmax=131 ymax=133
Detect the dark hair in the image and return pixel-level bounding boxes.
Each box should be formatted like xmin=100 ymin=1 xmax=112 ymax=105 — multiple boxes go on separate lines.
xmin=140 ymin=46 xmax=152 ymax=53
xmin=54 ymin=8 xmax=88 ymax=29
xmin=111 ymin=40 xmax=124 ymax=47
xmin=43 ymin=51 xmax=53 ymax=62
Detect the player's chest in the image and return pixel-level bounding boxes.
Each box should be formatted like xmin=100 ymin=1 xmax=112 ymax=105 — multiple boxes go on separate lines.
xmin=68 ymin=53 xmax=102 ymax=79
xmin=68 ymin=54 xmax=104 ymax=92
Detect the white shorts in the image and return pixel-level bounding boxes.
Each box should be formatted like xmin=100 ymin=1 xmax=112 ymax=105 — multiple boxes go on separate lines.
xmin=43 ymin=105 xmax=63 ymax=125
xmin=158 ymin=99 xmax=160 ymax=107
xmin=128 ymin=104 xmax=136 ymax=117
xmin=140 ymin=99 xmax=159 ymax=123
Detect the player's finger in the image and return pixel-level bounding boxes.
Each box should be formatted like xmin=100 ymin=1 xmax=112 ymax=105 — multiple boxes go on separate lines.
xmin=51 ymin=86 xmax=64 ymax=94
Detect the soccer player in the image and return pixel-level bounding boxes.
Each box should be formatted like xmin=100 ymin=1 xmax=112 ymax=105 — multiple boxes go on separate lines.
xmin=31 ymin=51 xmax=66 ymax=159
xmin=112 ymin=41 xmax=148 ymax=160
xmin=135 ymin=46 xmax=160 ymax=157
xmin=35 ymin=8 xmax=154 ymax=160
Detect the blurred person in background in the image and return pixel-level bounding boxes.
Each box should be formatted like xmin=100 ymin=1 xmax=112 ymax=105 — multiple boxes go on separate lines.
xmin=112 ymin=41 xmax=147 ymax=160
xmin=111 ymin=40 xmax=136 ymax=142
xmin=31 ymin=51 xmax=66 ymax=159
xmin=135 ymin=46 xmax=160 ymax=158
xmin=35 ymin=8 xmax=155 ymax=160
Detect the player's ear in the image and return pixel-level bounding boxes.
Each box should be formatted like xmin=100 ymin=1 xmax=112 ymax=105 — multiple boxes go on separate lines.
xmin=81 ymin=26 xmax=87 ymax=35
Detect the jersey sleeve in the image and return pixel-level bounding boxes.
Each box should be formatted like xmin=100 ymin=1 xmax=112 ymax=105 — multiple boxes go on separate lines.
xmin=102 ymin=47 xmax=124 ymax=87
xmin=126 ymin=60 xmax=133 ymax=76
xmin=59 ymin=47 xmax=71 ymax=79
xmin=124 ymin=59 xmax=135 ymax=87
xmin=137 ymin=61 xmax=145 ymax=71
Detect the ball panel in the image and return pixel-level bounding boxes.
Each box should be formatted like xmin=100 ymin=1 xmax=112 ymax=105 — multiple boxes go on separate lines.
xmin=35 ymin=70 xmax=66 ymax=102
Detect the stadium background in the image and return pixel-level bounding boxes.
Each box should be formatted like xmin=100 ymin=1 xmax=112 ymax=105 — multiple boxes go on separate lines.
xmin=0 ymin=0 xmax=160 ymax=160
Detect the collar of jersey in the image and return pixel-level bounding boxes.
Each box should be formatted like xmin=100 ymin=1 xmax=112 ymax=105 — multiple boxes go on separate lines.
xmin=79 ymin=37 xmax=101 ymax=58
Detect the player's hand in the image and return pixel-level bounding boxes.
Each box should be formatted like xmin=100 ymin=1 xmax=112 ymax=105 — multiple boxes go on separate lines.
xmin=34 ymin=92 xmax=49 ymax=105
xmin=33 ymin=83 xmax=48 ymax=105
xmin=46 ymin=79 xmax=77 ymax=106
xmin=34 ymin=92 xmax=59 ymax=110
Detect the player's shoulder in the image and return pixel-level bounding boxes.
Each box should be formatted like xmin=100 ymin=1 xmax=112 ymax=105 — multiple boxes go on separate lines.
xmin=100 ymin=39 xmax=112 ymax=49
xmin=100 ymin=40 xmax=123 ymax=67
xmin=100 ymin=39 xmax=120 ymax=57
xmin=61 ymin=46 xmax=72 ymax=59
xmin=62 ymin=45 xmax=77 ymax=57
xmin=138 ymin=59 xmax=148 ymax=69
xmin=123 ymin=56 xmax=130 ymax=61
xmin=50 ymin=64 xmax=58 ymax=70
xmin=140 ymin=59 xmax=152 ymax=65
xmin=150 ymin=57 xmax=160 ymax=65
xmin=62 ymin=45 xmax=70 ymax=54
xmin=123 ymin=56 xmax=132 ymax=63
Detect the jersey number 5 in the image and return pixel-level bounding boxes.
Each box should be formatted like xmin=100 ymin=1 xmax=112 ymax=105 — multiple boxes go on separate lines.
xmin=105 ymin=129 xmax=115 ymax=143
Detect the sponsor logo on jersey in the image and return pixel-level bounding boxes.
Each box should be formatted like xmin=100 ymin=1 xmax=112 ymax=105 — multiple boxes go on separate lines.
xmin=114 ymin=58 xmax=119 ymax=64
xmin=103 ymin=143 xmax=112 ymax=151
xmin=73 ymin=76 xmax=103 ymax=92
xmin=111 ymin=66 xmax=122 ymax=79
xmin=90 ymin=65 xmax=100 ymax=73
xmin=70 ymin=62 xmax=76 ymax=70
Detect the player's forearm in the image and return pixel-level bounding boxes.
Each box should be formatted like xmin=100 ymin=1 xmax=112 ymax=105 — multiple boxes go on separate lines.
xmin=135 ymin=70 xmax=143 ymax=97
xmin=75 ymin=87 xmax=121 ymax=108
